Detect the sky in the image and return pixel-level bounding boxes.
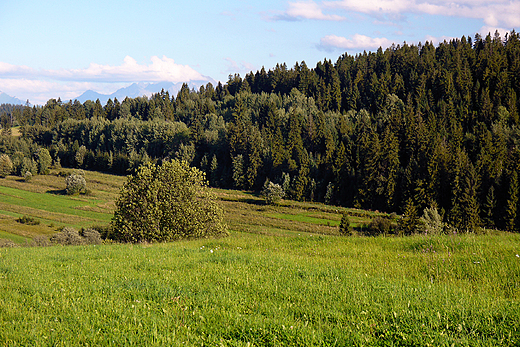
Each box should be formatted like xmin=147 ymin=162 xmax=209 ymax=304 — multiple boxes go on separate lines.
xmin=0 ymin=0 xmax=518 ymax=105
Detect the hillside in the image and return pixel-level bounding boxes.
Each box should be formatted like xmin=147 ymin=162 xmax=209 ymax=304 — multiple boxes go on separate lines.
xmin=0 ymin=169 xmax=379 ymax=245
xmin=1 ymin=31 xmax=520 ymax=233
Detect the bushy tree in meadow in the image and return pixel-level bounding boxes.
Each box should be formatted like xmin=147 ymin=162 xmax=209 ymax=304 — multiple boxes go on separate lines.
xmin=339 ymin=212 xmax=353 ymax=235
xmin=420 ymin=206 xmax=445 ymax=235
xmin=367 ymin=216 xmax=393 ymax=236
xmin=65 ymin=172 xmax=87 ymax=195
xmin=111 ymin=160 xmax=227 ymax=243
xmin=0 ymin=154 xmax=13 ymax=178
xmin=261 ymin=180 xmax=285 ymax=205
xmin=23 ymin=171 xmax=32 ymax=182
xmin=51 ymin=227 xmax=84 ymax=245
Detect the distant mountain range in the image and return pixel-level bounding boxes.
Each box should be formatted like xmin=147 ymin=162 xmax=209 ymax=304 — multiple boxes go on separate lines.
xmin=0 ymin=91 xmax=25 ymax=105
xmin=74 ymin=80 xmax=217 ymax=105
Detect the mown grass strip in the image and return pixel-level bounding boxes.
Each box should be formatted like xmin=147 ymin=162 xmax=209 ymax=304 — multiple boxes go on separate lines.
xmin=268 ymin=212 xmax=340 ymax=226
xmin=0 ymin=186 xmax=112 ymax=222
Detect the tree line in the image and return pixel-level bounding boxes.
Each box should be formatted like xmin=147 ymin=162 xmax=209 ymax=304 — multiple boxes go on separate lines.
xmin=1 ymin=30 xmax=519 ymax=232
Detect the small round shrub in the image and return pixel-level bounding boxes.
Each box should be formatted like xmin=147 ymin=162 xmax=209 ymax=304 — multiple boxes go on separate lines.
xmin=30 ymin=235 xmax=51 ymax=247
xmin=81 ymin=228 xmax=102 ymax=245
xmin=261 ymin=181 xmax=285 ymax=205
xmin=23 ymin=171 xmax=32 ymax=182
xmin=0 ymin=238 xmax=17 ymax=248
xmin=51 ymin=227 xmax=84 ymax=245
xmin=367 ymin=216 xmax=394 ymax=236
xmin=65 ymin=174 xmax=87 ymax=195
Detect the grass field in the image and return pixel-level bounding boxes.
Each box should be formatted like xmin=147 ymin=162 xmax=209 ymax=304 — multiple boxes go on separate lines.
xmin=0 ymin=170 xmax=119 ymax=242
xmin=0 ymin=170 xmax=519 ymax=346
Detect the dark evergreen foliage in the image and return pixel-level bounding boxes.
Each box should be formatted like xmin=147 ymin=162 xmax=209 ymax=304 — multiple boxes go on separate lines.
xmin=2 ymin=30 xmax=520 ymax=232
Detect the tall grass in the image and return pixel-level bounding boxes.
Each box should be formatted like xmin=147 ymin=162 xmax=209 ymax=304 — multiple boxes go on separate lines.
xmin=0 ymin=231 xmax=518 ymax=346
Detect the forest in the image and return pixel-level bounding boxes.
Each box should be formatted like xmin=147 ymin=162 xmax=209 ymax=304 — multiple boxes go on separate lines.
xmin=1 ymin=30 xmax=519 ymax=233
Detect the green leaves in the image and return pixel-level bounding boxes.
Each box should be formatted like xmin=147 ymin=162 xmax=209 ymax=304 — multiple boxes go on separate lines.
xmin=112 ymin=160 xmax=227 ymax=243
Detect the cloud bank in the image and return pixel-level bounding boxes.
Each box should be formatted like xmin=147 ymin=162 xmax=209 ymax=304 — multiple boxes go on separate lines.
xmin=0 ymin=56 xmax=206 ymax=104
xmin=269 ymin=0 xmax=345 ymax=21
xmin=319 ymin=34 xmax=393 ymax=51
xmin=323 ymin=0 xmax=520 ymax=28
xmin=271 ymin=0 xmax=519 ymax=51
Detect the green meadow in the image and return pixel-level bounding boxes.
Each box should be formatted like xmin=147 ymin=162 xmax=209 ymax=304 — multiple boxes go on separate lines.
xmin=0 ymin=170 xmax=519 ymax=346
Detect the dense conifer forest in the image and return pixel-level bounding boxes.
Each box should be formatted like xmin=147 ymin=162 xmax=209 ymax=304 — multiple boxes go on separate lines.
xmin=1 ymin=31 xmax=520 ymax=232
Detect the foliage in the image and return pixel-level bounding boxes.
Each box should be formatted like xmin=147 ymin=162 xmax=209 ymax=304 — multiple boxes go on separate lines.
xmin=65 ymin=173 xmax=87 ymax=195
xmin=36 ymin=148 xmax=52 ymax=174
xmin=29 ymin=235 xmax=51 ymax=247
xmin=367 ymin=216 xmax=394 ymax=236
xmin=50 ymin=227 xmax=84 ymax=245
xmin=398 ymin=198 xmax=420 ymax=236
xmin=0 ymin=154 xmax=13 ymax=178
xmin=49 ymin=226 xmax=102 ymax=246
xmin=80 ymin=228 xmax=103 ymax=245
xmin=261 ymin=180 xmax=285 ymax=205
xmin=16 ymin=215 xmax=40 ymax=225
xmin=2 ymin=31 xmax=520 ymax=233
xmin=75 ymin=145 xmax=87 ymax=167
xmin=420 ymin=206 xmax=445 ymax=235
xmin=23 ymin=170 xmax=32 ymax=182
xmin=338 ymin=212 xmax=353 ymax=235
xmin=111 ymin=160 xmax=227 ymax=243
xmin=0 ymin=238 xmax=17 ymax=247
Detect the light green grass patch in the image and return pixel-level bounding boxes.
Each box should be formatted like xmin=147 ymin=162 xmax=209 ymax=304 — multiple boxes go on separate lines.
xmin=268 ymin=212 xmax=340 ymax=226
xmin=0 ymin=232 xmax=518 ymax=345
xmin=0 ymin=230 xmax=28 ymax=244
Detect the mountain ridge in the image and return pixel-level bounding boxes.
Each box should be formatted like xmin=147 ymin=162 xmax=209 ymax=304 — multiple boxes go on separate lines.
xmin=74 ymin=80 xmax=216 ymax=105
xmin=0 ymin=92 xmax=25 ymax=105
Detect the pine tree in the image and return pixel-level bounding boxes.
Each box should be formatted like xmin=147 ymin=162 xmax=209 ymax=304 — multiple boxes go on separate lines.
xmin=398 ymin=198 xmax=419 ymax=236
xmin=505 ymin=170 xmax=518 ymax=231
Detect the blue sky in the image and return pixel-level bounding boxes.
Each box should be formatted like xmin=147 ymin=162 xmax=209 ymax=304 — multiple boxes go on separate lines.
xmin=0 ymin=0 xmax=518 ymax=104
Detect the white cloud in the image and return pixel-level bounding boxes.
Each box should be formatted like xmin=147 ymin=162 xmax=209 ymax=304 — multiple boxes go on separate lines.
xmin=270 ymin=0 xmax=345 ymax=21
xmin=0 ymin=62 xmax=34 ymax=78
xmin=43 ymin=56 xmax=205 ymax=83
xmin=318 ymin=34 xmax=393 ymax=50
xmin=0 ymin=56 xmax=204 ymax=83
xmin=324 ymin=0 xmax=520 ymax=28
xmin=0 ymin=56 xmax=206 ymax=104
xmin=478 ymin=26 xmax=511 ymax=39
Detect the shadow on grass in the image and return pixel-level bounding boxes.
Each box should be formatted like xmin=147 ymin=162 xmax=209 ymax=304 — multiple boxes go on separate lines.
xmin=237 ymin=198 xmax=265 ymax=206
xmin=46 ymin=189 xmax=67 ymax=196
xmin=220 ymin=196 xmax=266 ymax=206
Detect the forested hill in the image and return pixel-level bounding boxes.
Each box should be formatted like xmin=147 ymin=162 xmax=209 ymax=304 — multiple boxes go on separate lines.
xmin=1 ymin=31 xmax=520 ymax=232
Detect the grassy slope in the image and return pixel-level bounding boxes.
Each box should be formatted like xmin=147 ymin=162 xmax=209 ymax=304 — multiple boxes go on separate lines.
xmin=0 ymin=170 xmax=119 ymax=242
xmin=0 ymin=171 xmax=519 ymax=345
